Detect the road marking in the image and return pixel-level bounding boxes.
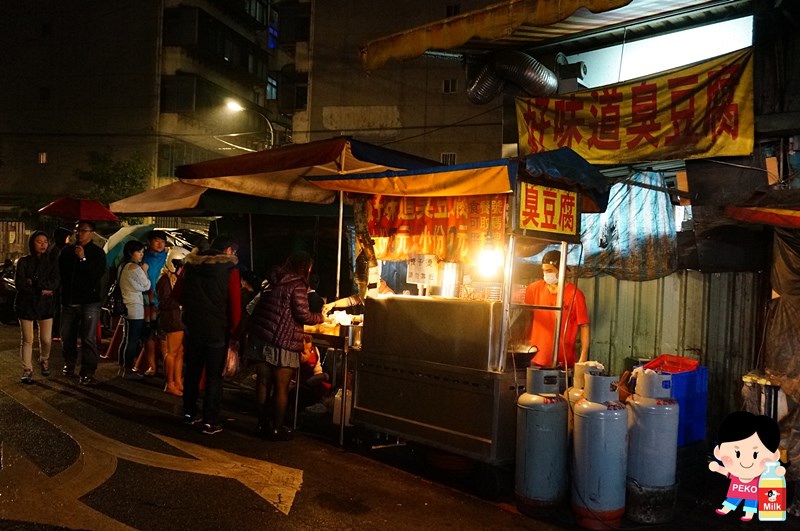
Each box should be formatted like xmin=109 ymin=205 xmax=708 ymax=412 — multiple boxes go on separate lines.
xmin=0 ymin=384 xmax=302 ymax=528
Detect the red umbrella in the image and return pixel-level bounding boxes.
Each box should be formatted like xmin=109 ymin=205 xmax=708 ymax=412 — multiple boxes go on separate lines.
xmin=38 ymin=197 xmax=119 ymax=222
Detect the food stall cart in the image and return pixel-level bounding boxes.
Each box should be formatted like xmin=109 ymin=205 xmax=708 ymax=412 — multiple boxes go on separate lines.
xmin=307 ymin=148 xmax=607 ymax=465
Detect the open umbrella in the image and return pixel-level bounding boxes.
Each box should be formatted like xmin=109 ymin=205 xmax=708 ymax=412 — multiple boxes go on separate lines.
xmin=38 ymin=197 xmax=119 ymax=222
xmin=103 ymin=224 xmax=156 ymax=268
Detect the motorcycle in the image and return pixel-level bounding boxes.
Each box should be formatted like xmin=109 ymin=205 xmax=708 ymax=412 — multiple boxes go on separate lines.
xmin=0 ymin=265 xmax=16 ymax=324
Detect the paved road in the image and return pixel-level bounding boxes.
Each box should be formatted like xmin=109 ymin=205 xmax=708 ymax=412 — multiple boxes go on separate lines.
xmin=0 ymin=322 xmax=792 ymax=530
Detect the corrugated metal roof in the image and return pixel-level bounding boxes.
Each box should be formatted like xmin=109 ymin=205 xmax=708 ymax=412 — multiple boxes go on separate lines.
xmin=360 ymin=0 xmax=753 ymax=70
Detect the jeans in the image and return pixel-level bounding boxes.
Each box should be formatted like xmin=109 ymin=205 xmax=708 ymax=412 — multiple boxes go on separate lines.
xmin=183 ymin=336 xmax=227 ymax=425
xmin=60 ymin=303 xmax=101 ymax=375
xmin=119 ymin=318 xmax=146 ymax=369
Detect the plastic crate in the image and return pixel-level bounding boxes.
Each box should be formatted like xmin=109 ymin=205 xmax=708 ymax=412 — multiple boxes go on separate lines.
xmin=636 ymin=356 xmax=707 ymax=446
xmin=670 ymin=366 xmax=708 ymax=446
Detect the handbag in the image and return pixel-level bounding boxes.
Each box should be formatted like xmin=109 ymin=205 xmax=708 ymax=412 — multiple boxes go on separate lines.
xmin=222 ymin=340 xmax=240 ymax=378
xmin=105 ymin=267 xmax=126 ymax=317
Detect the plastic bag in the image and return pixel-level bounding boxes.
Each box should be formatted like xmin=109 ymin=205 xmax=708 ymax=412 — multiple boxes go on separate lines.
xmin=222 ymin=340 xmax=240 ymax=378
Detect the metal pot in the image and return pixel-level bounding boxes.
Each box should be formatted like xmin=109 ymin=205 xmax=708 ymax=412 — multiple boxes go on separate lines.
xmin=341 ymin=324 xmax=363 ymax=349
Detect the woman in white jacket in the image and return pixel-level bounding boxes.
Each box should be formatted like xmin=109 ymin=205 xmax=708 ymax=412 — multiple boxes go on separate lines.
xmin=117 ymin=240 xmax=150 ymax=378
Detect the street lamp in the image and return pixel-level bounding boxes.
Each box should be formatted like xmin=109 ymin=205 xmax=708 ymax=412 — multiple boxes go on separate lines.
xmin=225 ymin=99 xmax=274 ymax=149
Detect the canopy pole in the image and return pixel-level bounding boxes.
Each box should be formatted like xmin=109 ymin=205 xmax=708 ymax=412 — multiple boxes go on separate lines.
xmin=336 ymin=191 xmax=343 ymax=298
xmin=248 ymin=213 xmax=254 ymax=271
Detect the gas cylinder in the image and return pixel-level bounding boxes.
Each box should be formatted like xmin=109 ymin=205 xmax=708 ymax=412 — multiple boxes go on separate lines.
xmin=565 ymin=361 xmax=604 ymax=436
xmin=516 ymin=368 xmax=568 ymax=513
xmin=625 ymin=368 xmax=679 ymax=524
xmin=572 ymin=374 xmax=628 ymax=530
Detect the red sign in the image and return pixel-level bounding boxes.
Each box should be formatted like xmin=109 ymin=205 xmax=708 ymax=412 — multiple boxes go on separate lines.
xmin=365 ymin=195 xmax=506 ymax=263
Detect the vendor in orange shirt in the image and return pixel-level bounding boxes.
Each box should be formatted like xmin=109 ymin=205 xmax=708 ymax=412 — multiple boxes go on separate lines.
xmin=524 ymin=250 xmax=590 ymax=368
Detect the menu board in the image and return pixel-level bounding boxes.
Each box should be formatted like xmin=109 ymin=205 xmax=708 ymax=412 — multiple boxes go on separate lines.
xmin=406 ymin=254 xmax=439 ymax=285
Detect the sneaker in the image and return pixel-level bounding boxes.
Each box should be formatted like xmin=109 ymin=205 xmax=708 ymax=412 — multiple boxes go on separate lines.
xmin=62 ymin=364 xmax=76 ymax=377
xmin=20 ymin=372 xmax=33 ymax=385
xmin=202 ymin=423 xmax=223 ymax=435
xmin=39 ymin=360 xmax=50 ymax=377
xmin=79 ymin=375 xmax=98 ymax=386
xmin=182 ymin=414 xmax=202 ymax=426
xmin=119 ymin=368 xmax=143 ymax=380
xmin=270 ymin=426 xmax=293 ymax=441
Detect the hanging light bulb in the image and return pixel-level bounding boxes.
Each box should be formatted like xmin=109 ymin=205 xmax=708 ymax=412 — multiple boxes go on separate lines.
xmin=477 ymin=235 xmax=503 ymax=278
xmin=478 ymin=195 xmax=503 ymax=278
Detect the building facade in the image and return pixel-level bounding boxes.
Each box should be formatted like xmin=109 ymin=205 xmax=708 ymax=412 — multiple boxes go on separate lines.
xmin=0 ymin=0 xmax=292 ymax=218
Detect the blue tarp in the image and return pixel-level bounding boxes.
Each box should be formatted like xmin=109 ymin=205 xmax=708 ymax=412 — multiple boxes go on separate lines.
xmin=524 ymin=171 xmax=676 ymax=281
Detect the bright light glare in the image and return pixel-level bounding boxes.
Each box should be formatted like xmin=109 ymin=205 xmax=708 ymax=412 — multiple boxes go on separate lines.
xmin=226 ymin=100 xmax=245 ymax=112
xmin=569 ymin=16 xmax=753 ymax=88
xmin=477 ymin=246 xmax=503 ymax=278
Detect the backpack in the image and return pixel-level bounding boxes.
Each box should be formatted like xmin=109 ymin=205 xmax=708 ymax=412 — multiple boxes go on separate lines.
xmin=105 ymin=267 xmax=127 ymax=317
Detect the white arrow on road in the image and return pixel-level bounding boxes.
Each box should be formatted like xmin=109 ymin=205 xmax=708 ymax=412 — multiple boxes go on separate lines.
xmin=0 ymin=385 xmax=302 ymax=529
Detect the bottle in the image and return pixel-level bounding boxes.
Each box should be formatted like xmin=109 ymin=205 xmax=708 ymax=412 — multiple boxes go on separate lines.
xmin=758 ymin=460 xmax=786 ymax=521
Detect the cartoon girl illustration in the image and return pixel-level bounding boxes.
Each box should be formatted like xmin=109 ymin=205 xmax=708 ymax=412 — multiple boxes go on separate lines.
xmin=709 ymin=411 xmax=785 ymax=522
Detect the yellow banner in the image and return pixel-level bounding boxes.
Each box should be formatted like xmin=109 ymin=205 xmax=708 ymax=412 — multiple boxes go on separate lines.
xmin=518 ymin=184 xmax=579 ymax=237
xmin=517 ymin=48 xmax=753 ymax=164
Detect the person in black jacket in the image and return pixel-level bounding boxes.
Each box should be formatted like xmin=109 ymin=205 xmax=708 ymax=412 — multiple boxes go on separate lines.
xmin=15 ymin=231 xmax=60 ymax=383
xmin=173 ymin=235 xmax=241 ymax=435
xmin=58 ymin=220 xmax=107 ymax=385
xmin=49 ymin=226 xmax=72 ymax=341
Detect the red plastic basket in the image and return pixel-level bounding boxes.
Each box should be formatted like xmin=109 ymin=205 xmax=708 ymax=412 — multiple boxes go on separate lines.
xmin=642 ymin=354 xmax=699 ymax=373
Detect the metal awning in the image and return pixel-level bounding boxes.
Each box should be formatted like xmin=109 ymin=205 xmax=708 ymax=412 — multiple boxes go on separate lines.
xmin=359 ymin=0 xmax=750 ymax=71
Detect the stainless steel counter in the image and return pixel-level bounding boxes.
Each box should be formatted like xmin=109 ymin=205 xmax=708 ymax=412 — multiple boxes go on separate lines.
xmin=353 ymin=296 xmax=524 ymax=465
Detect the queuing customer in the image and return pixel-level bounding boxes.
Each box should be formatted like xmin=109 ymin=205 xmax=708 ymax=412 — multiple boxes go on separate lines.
xmin=307 ymin=274 xmax=324 ymax=313
xmin=157 ymin=246 xmax=187 ymax=396
xmin=59 ymin=220 xmax=107 ymax=385
xmin=15 ymin=231 xmax=60 ymax=383
xmin=524 ymin=250 xmax=590 ymax=368
xmin=117 ymin=240 xmax=151 ymax=378
xmin=133 ymin=230 xmax=168 ymax=376
xmin=248 ymin=251 xmax=324 ymax=440
xmin=173 ymin=235 xmax=241 ymax=435
xmin=49 ymin=226 xmax=72 ymax=341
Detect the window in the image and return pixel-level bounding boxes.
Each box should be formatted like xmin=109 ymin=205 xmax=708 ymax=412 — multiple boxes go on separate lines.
xmin=442 ymin=78 xmax=457 ymax=94
xmin=244 ymin=0 xmax=268 ymax=25
xmin=38 ymin=152 xmax=47 ymax=165
xmin=446 ymin=4 xmax=460 ymax=17
xmin=266 ymin=76 xmax=278 ymax=100
xmin=268 ymin=6 xmax=279 ymax=49
xmin=441 ymin=152 xmax=457 ymax=166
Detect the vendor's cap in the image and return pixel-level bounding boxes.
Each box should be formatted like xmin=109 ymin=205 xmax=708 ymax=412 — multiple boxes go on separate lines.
xmin=542 ymin=250 xmax=561 ymax=268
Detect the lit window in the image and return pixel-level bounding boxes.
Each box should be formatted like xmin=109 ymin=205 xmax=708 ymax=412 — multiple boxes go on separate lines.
xmin=38 ymin=152 xmax=47 ymax=165
xmin=442 ymin=79 xmax=457 ymax=94
xmin=441 ymin=152 xmax=457 ymax=166
xmin=266 ymin=76 xmax=278 ymax=100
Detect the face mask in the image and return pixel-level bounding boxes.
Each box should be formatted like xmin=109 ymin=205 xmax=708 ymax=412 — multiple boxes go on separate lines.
xmin=543 ymin=272 xmax=559 ymax=285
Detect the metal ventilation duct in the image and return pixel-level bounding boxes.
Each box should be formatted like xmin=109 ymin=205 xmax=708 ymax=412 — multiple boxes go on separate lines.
xmin=466 ymin=50 xmax=559 ymax=104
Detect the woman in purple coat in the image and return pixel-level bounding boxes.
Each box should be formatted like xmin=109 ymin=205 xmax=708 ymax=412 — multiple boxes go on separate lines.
xmin=248 ymin=251 xmax=323 ymax=440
